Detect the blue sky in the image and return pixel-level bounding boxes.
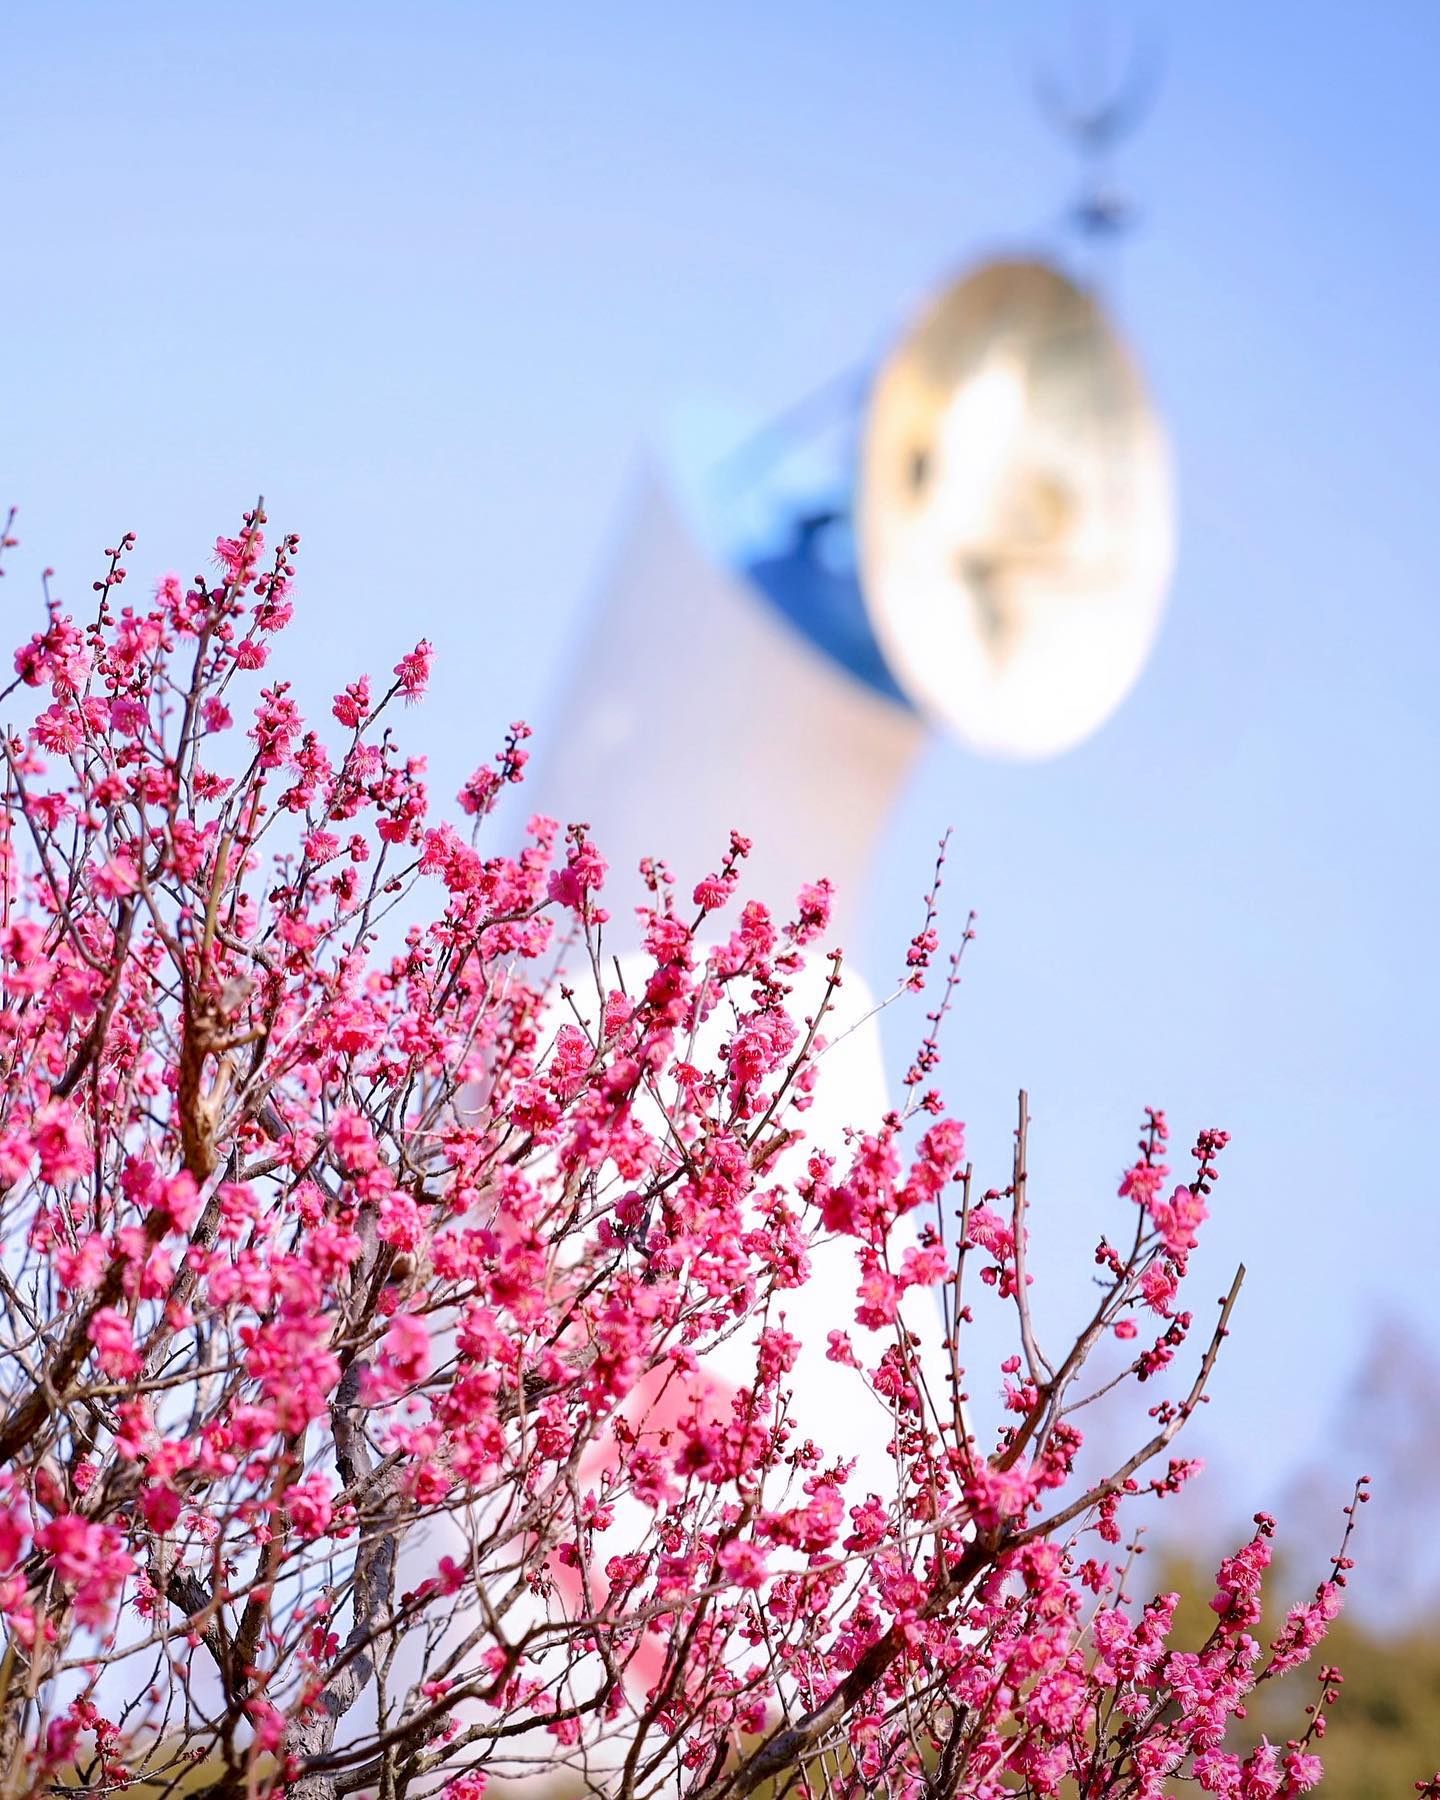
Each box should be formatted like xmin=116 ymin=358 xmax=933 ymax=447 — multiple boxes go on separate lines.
xmin=3 ymin=2 xmax=1437 ymax=1543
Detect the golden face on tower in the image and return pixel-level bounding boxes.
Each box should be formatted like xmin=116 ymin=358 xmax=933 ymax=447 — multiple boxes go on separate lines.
xmin=857 ymin=259 xmax=1174 ymax=759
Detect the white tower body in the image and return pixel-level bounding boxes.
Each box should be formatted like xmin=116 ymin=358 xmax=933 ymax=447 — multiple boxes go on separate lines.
xmin=484 ymin=475 xmax=943 ymax=1774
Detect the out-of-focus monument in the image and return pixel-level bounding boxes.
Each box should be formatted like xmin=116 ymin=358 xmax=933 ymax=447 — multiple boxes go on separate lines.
xmin=485 ymin=31 xmax=1184 ymax=1769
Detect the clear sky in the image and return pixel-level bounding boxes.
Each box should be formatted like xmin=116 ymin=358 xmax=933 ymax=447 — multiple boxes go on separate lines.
xmin=3 ymin=2 xmax=1437 ymax=1545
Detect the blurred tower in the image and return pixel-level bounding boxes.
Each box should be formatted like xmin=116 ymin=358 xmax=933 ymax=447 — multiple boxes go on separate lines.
xmin=480 ymin=38 xmax=1184 ymax=1774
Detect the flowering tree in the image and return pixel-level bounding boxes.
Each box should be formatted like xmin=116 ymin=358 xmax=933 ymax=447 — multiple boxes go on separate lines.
xmin=0 ymin=505 xmax=1412 ymax=1800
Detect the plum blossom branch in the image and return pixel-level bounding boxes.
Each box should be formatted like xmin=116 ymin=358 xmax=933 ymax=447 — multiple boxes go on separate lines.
xmin=0 ymin=506 xmax=1390 ymax=1800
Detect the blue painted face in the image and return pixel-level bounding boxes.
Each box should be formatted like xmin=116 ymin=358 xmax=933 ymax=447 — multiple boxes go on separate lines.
xmin=741 ymin=509 xmax=913 ymax=709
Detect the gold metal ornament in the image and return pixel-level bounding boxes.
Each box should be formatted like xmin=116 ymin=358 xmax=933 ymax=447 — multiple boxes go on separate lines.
xmin=857 ymin=258 xmax=1175 ymax=759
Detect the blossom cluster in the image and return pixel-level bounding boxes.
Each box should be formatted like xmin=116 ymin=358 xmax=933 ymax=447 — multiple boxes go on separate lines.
xmin=0 ymin=510 xmax=1407 ymax=1800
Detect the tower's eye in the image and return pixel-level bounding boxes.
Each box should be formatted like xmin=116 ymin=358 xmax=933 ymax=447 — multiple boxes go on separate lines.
xmin=908 ymin=445 xmax=931 ymax=496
